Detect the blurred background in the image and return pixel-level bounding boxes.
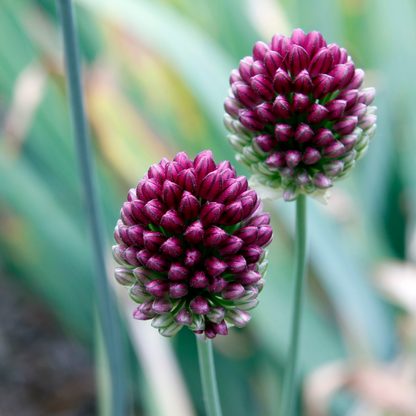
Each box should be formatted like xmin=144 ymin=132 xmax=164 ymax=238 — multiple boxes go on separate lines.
xmin=1 ymin=0 xmax=416 ymax=415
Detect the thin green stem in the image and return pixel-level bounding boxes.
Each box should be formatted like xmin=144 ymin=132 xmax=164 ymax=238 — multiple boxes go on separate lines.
xmin=197 ymin=337 xmax=223 ymax=416
xmin=56 ymin=1 xmax=126 ymax=414
xmin=279 ymin=194 xmax=308 ymax=416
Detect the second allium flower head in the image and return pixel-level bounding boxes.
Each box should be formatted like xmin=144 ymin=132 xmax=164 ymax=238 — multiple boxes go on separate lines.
xmin=113 ymin=151 xmax=272 ymax=339
xmin=224 ymin=29 xmax=377 ymax=202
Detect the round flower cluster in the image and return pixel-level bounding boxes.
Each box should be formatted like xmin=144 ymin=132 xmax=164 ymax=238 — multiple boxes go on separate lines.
xmin=113 ymin=151 xmax=272 ymax=338
xmin=224 ymin=29 xmax=377 ymax=202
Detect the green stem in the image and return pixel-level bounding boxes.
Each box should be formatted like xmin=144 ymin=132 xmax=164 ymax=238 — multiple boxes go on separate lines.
xmin=279 ymin=194 xmax=308 ymax=416
xmin=197 ymin=337 xmax=223 ymax=416
xmin=56 ymin=1 xmax=126 ymax=414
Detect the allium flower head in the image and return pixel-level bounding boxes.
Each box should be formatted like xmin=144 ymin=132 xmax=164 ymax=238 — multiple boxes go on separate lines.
xmin=113 ymin=151 xmax=271 ymax=339
xmin=224 ymin=29 xmax=377 ymax=202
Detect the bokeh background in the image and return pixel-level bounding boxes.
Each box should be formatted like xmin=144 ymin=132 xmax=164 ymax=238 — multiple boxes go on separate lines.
xmin=1 ymin=0 xmax=416 ymax=415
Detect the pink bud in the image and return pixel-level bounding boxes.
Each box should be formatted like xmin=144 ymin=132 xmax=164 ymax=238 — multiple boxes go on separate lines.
xmin=168 ymin=262 xmax=190 ymax=281
xmin=133 ymin=309 xmax=152 ymax=321
xmin=232 ymin=81 xmax=262 ymax=109
xmin=343 ymin=68 xmax=365 ymax=91
xmin=224 ymin=97 xmax=243 ymax=118
xmin=162 ymin=180 xmax=183 ymax=208
xmin=256 ymin=225 xmax=273 ymax=247
xmin=322 ymin=141 xmax=346 ymax=158
xmin=265 ymin=151 xmax=286 ymax=169
xmin=184 ymin=220 xmax=204 ymax=244
xmin=179 ymin=191 xmax=201 ymax=220
xmin=120 ymin=203 xmax=136 ymax=226
xmin=339 ymin=48 xmax=348 ymax=64
xmin=207 ymin=276 xmax=228 ymax=294
xmin=204 ymin=226 xmax=228 ymax=248
xmin=292 ymin=93 xmax=310 ymax=114
xmin=143 ymin=231 xmax=166 ymax=252
xmin=245 ymin=212 xmax=270 ymax=227
xmin=174 ymin=151 xmax=192 ymax=169
xmin=312 ymin=127 xmax=335 ymax=146
xmin=238 ymin=56 xmax=254 ymax=82
xmin=205 ymin=257 xmax=228 ymax=277
xmin=224 ymin=255 xmax=247 ymax=273
xmin=222 ymin=282 xmax=245 ymax=301
xmin=337 ymin=89 xmax=359 ymax=110
xmin=312 ymin=74 xmax=333 ymax=99
xmin=361 ymin=87 xmax=376 ymax=105
xmin=346 ymin=103 xmax=367 ymax=120
xmin=146 ymin=254 xmax=171 ymax=273
xmin=264 ymin=51 xmax=286 ymax=77
xmin=302 ymin=147 xmax=322 ymax=164
xmin=339 ymin=135 xmax=357 ymax=151
xmin=251 ymin=60 xmax=268 ymax=77
xmin=293 ymin=69 xmax=313 ymax=94
xmin=234 ymin=270 xmax=262 ymax=285
xmin=358 ymin=114 xmax=377 ymax=130
xmin=143 ymin=199 xmax=168 ymax=225
xmin=194 ymin=150 xmax=216 ymax=182
xmin=239 ymin=245 xmax=263 ymax=264
xmin=137 ymin=300 xmax=156 ymax=318
xmin=332 ymin=116 xmax=358 ymax=135
xmin=312 ymin=172 xmax=333 ymax=189
xmin=153 ymin=297 xmax=173 ymax=314
xmin=236 ymin=176 xmax=249 ymax=193
xmin=207 ymin=306 xmax=226 ymax=324
xmin=291 ymin=28 xmax=306 ymax=45
xmin=133 ymin=267 xmax=156 ymax=285
xmin=233 ymin=226 xmax=258 ymax=246
xmin=253 ymin=41 xmax=270 ymax=61
xmin=273 ymin=95 xmax=292 ymax=119
xmin=148 ymin=163 xmax=166 ymax=183
xmin=218 ymin=235 xmax=244 ymax=256
xmin=128 ymin=225 xmax=146 ymax=247
xmin=182 ymin=248 xmax=202 ymax=268
xmin=253 ymin=134 xmax=278 ymax=153
xmin=327 ymin=43 xmax=341 ymax=65
xmin=198 ymin=170 xmax=223 ymax=201
xmin=303 ymin=31 xmax=325 ymax=58
xmin=273 ymin=68 xmax=292 ymax=94
xmin=165 ymin=161 xmax=184 ymax=183
xmin=199 ymin=202 xmax=224 ymax=227
xmin=190 ymin=270 xmax=210 ymax=288
xmin=190 ymin=296 xmax=210 ymax=315
xmin=160 ymin=209 xmax=185 ymax=234
xmin=160 ymin=236 xmax=183 ymax=258
xmin=293 ymin=169 xmax=311 ymax=186
xmin=323 ymin=161 xmax=344 ymax=176
xmin=255 ymin=102 xmax=278 ymax=124
xmin=137 ymin=178 xmax=163 ymax=202
xmin=145 ymin=279 xmax=170 ymax=298
xmin=127 ymin=188 xmax=138 ymax=202
xmin=123 ymin=247 xmax=142 ymax=267
xmin=288 ymin=44 xmax=309 ymax=76
xmin=294 ymin=123 xmax=314 ymax=143
xmin=307 ymin=103 xmax=329 ymax=125
xmin=328 ymin=62 xmax=355 ymax=92
xmin=176 ymin=168 xmax=198 ymax=194
xmin=215 ymin=179 xmax=241 ymax=204
xmin=230 ymin=69 xmax=243 ymax=84
xmin=174 ymin=308 xmax=193 ymax=325
xmin=270 ymin=33 xmax=284 ymax=51
xmin=285 ymin=150 xmax=302 ymax=168
xmin=275 ymin=123 xmax=294 ymax=142
xmin=169 ymin=282 xmax=188 ymax=298
xmin=136 ymin=249 xmax=153 ymax=267
xmin=277 ymin=36 xmax=293 ymax=59
xmin=239 ymin=110 xmax=265 ymax=132
xmin=308 ymin=47 xmax=333 ymax=77
xmin=129 ymin=200 xmax=151 ymax=226
xmin=325 ymin=99 xmax=347 ymax=121
xmin=251 ymin=74 xmax=275 ymax=101
xmin=114 ymin=267 xmax=135 ymax=286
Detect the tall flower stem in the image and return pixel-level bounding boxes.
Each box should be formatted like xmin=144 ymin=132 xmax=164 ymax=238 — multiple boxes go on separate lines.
xmin=279 ymin=193 xmax=308 ymax=416
xmin=196 ymin=337 xmax=223 ymax=416
xmin=56 ymin=1 xmax=126 ymax=414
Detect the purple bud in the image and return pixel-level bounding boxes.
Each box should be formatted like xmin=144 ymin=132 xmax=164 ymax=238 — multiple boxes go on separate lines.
xmin=146 ymin=254 xmax=171 ymax=273
xmin=160 ymin=209 xmax=185 ymax=234
xmin=165 ymin=161 xmax=184 ymax=183
xmin=232 ymin=81 xmax=262 ymax=109
xmin=254 ymin=278 xmax=266 ymax=293
xmin=115 ymin=224 xmax=132 ymax=246
xmin=250 ymin=75 xmax=275 ymax=101
xmin=169 ymin=282 xmax=188 ymax=299
xmin=219 ymin=168 xmax=234 ymax=181
xmin=256 ymin=225 xmax=273 ymax=247
xmin=136 ymin=249 xmax=153 ymax=267
xmin=312 ymin=127 xmax=335 ymax=146
xmin=337 ymin=89 xmax=359 ymax=110
xmin=333 ymin=116 xmax=358 ymax=135
xmin=302 ymin=147 xmax=322 ymax=164
xmin=288 ymin=44 xmax=309 ymax=76
xmin=339 ymin=47 xmax=348 ymax=64
xmin=275 ymin=123 xmax=294 ymax=142
xmin=273 ymin=68 xmax=292 ymax=94
xmin=127 ymin=188 xmax=138 ymax=202
xmin=145 ymin=279 xmax=169 ymax=298
xmin=143 ymin=230 xmax=166 ymax=252
xmin=204 ymin=323 xmax=217 ymax=339
xmin=239 ymin=110 xmax=265 ymax=132
xmin=224 ymin=255 xmax=247 ymax=273
xmin=215 ymin=179 xmax=241 ymax=204
xmin=137 ymin=178 xmax=163 ymax=203
xmin=148 ymin=163 xmax=166 ymax=183
xmin=357 ymin=91 xmax=366 ymax=104
xmin=312 ymin=172 xmax=333 ymax=189
xmin=198 ymin=170 xmax=223 ymax=201
xmin=280 ymin=167 xmax=296 ymax=179
xmin=327 ymin=43 xmax=341 ymax=65
xmin=293 ymin=69 xmax=313 ymax=94
xmin=325 ymin=99 xmax=346 ymax=121
xmin=168 ymin=262 xmax=190 ymax=281
xmin=128 ymin=200 xmax=151 ymax=226
xmin=133 ymin=267 xmax=156 ymax=285
xmin=329 ymin=62 xmax=355 ymax=92
xmin=253 ymin=135 xmax=277 ymax=154
xmin=207 ymin=306 xmax=226 ymax=324
xmin=238 ymin=56 xmax=253 ymax=82
xmin=234 ymin=270 xmax=262 ymax=285
xmin=264 ymin=51 xmax=286 ymax=78
xmin=358 ymin=114 xmax=377 ymax=130
xmin=272 ymin=95 xmax=292 ymax=119
xmin=343 ymin=68 xmax=365 ymax=91
xmin=205 ymin=257 xmax=228 ymax=277
xmin=160 ymin=237 xmax=183 ymax=258
xmin=199 ymin=202 xmax=224 ymax=227
xmin=218 ymin=235 xmax=244 ymax=257
xmin=323 ymin=161 xmax=344 ymax=176
xmin=303 ymin=31 xmax=325 ymax=58
xmin=114 ymin=267 xmax=135 ymax=286
xmin=277 ymin=36 xmax=294 ymax=59
xmin=174 ymin=151 xmax=193 ymax=169
xmin=253 ymin=40 xmax=270 ymax=61
xmin=153 ymin=297 xmax=173 ymax=314
xmin=251 ymin=60 xmax=268 ymax=77
xmin=184 ymin=220 xmax=204 ymax=244
xmin=176 ymin=168 xmax=198 ymax=194
xmin=339 ymin=134 xmax=357 ymax=151
xmin=255 ymin=102 xmax=278 ymax=124
xmin=307 ymin=103 xmax=329 ymax=125
xmin=293 ymin=169 xmax=311 ymax=186
xmin=346 ymin=103 xmax=367 ymax=120
xmin=204 ymin=226 xmax=228 ymax=248
xmin=294 ymin=123 xmax=314 ymax=143
xmin=179 ymin=191 xmax=200 ymax=221
xmin=285 ymin=150 xmax=302 ymax=168
xmin=220 ymin=201 xmax=244 ymax=225
xmin=291 ymin=28 xmax=306 ymax=45
xmin=322 ymin=141 xmax=346 ymax=158
xmin=133 ymin=309 xmax=152 ymax=321
xmin=265 ymin=151 xmax=286 ymax=170
xmin=143 ymin=199 xmax=168 ymax=225
xmin=245 ymin=212 xmax=270 ymax=227
xmin=174 ymin=308 xmax=193 ymax=326
xmin=233 ymin=226 xmax=258 ymax=246
xmin=207 ymin=276 xmax=228 ymax=294
xmin=239 ymin=245 xmax=263 ymax=264
xmin=194 ymin=150 xmax=216 ymax=183
xmin=136 ymin=300 xmax=156 ymax=318
xmin=190 ymin=270 xmax=210 ymax=288
xmin=292 ymin=93 xmax=310 ymax=114
xmin=184 ymin=248 xmax=202 ymax=267
xmin=190 ymin=296 xmax=210 ymax=315
xmin=128 ymin=225 xmax=146 ymax=247
xmin=123 ymin=246 xmax=142 ymax=267
xmin=224 ymin=97 xmax=243 ymax=118
xmin=312 ymin=74 xmax=333 ymax=99
xmin=162 ymin=181 xmax=183 ymax=209
xmin=238 ymin=190 xmax=258 ymax=218
xmin=308 ymin=47 xmax=333 ymax=77
xmin=222 ymin=282 xmax=245 ymax=301
xmin=211 ymin=320 xmax=228 ymax=336
xmin=270 ymin=33 xmax=284 ymax=51
xmin=362 ymin=87 xmax=376 ymax=105
xmin=120 ymin=202 xmax=138 ymax=226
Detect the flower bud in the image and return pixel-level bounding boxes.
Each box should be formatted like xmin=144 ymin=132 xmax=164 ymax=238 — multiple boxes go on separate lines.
xmin=173 ymin=151 xmax=193 ymax=169
xmin=160 ymin=237 xmax=183 ymax=258
xmin=194 ymin=150 xmax=216 ymax=182
xmin=189 ymin=270 xmax=210 ymax=288
xmin=133 ymin=266 xmax=156 ymax=285
xmin=329 ymin=62 xmax=355 ymax=91
xmin=361 ymin=87 xmax=376 ymax=105
xmin=207 ymin=276 xmax=229 ymax=294
xmin=303 ymin=30 xmax=325 ymax=58
xmin=293 ymin=69 xmax=313 ymax=94
xmin=312 ymin=74 xmax=333 ymax=99
xmin=346 ymin=103 xmax=367 ymax=120
xmin=327 ymin=43 xmax=341 ymax=65
xmin=288 ymin=44 xmax=309 ymax=76
xmin=184 ymin=248 xmax=202 ymax=267
xmin=294 ymin=123 xmax=314 ymax=143
xmin=234 ymin=299 xmax=259 ymax=311
xmin=253 ymin=40 xmax=270 ymax=61
xmin=232 ymin=81 xmax=262 ymax=109
xmin=129 ymin=283 xmax=152 ymax=303
xmin=165 ymin=161 xmax=184 ymax=183
xmin=205 ymin=257 xmax=228 ymax=277
xmin=337 ymin=89 xmax=359 ymax=110
xmin=215 ymin=179 xmax=241 ymax=204
xmin=145 ymin=279 xmax=170 ymax=298
xmin=143 ymin=199 xmax=168 ymax=225
xmin=293 ymin=169 xmax=311 ymax=186
xmin=184 ymin=220 xmax=205 ymax=244
xmin=256 ymin=225 xmax=273 ymax=247
xmin=225 ymin=309 xmax=251 ymax=328
xmin=128 ymin=225 xmax=146 ymax=247
xmin=224 ymin=254 xmax=247 ymax=273
xmin=137 ymin=178 xmax=163 ymax=203
xmin=143 ymin=231 xmax=166 ymax=252
xmin=273 ymin=95 xmax=292 ymax=119
xmin=292 ymin=93 xmax=310 ymax=114
xmin=174 ymin=308 xmax=193 ymax=326
xmin=270 ymin=33 xmax=284 ymax=51
xmin=162 ymin=180 xmax=183 ymax=208
xmin=178 ymin=191 xmax=200 ymax=221
xmin=169 ymin=282 xmax=188 ymax=298
xmin=273 ymin=68 xmax=292 ymax=94
xmin=343 ymin=68 xmax=365 ymax=90
xmin=264 ymin=50 xmax=286 ymax=77
xmin=114 ymin=267 xmax=136 ymax=286
xmin=120 ymin=202 xmax=137 ymax=226
xmin=291 ymin=28 xmax=306 ymax=45
xmin=204 ymin=226 xmax=228 ymax=248
xmin=133 ymin=309 xmax=152 ymax=321
xmin=302 ymin=147 xmax=322 ymax=164
xmin=168 ymin=262 xmax=190 ymax=281
xmin=220 ymin=201 xmax=244 ymax=225
xmin=323 ymin=161 xmax=344 ymax=176
xmin=239 ymin=110 xmax=265 ymax=132
xmin=199 ymin=202 xmax=224 ymax=227
xmin=251 ymin=74 xmax=275 ymax=101
xmin=275 ymin=124 xmax=294 ymax=142
xmin=325 ymin=99 xmax=346 ymax=121
xmin=190 ymin=295 xmax=210 ymax=315
xmin=176 ymin=168 xmax=198 ymax=194
xmin=277 ymin=36 xmax=293 ymax=59
xmin=245 ymin=212 xmax=270 ymax=227
xmin=308 ymin=47 xmax=333 ymax=77
xmin=153 ymin=297 xmax=173 ymax=314
xmin=233 ymin=226 xmax=258 ymax=246
xmin=218 ymin=235 xmax=244 ymax=256
xmin=158 ymin=322 xmax=182 ymax=337
xmin=255 ymin=102 xmax=278 ymax=124
xmin=322 ymin=141 xmax=345 ymax=158
xmin=224 ymin=97 xmax=243 ymax=118
xmin=136 ymin=249 xmax=153 ymax=267
xmin=222 ymin=282 xmax=245 ymax=301
xmin=339 ymin=135 xmax=357 ymax=152
xmin=160 ymin=209 xmax=185 ymax=234
xmin=307 ymin=103 xmax=329 ymax=125
xmin=283 ymin=184 xmax=300 ymax=201
xmin=358 ymin=114 xmax=377 ymax=130
xmin=127 ymin=188 xmax=138 ymax=202
xmin=211 ymin=320 xmax=228 ymax=336
xmin=123 ymin=246 xmax=142 ymax=267
xmin=146 ymin=254 xmax=171 ymax=272
xmin=333 ymin=116 xmax=358 ymax=135
xmin=312 ymin=172 xmax=333 ymax=189
xmin=148 ymin=163 xmax=166 ymax=183
xmin=238 ymin=56 xmax=253 ymax=82
xmin=137 ymin=299 xmax=157 ymax=318
xmin=312 ymin=127 xmax=335 ymax=146
xmin=198 ymin=170 xmax=223 ymax=201
xmin=152 ymin=313 xmax=174 ymax=329
xmin=234 ymin=270 xmax=262 ymax=285
xmin=207 ymin=306 xmax=226 ymax=324
xmin=285 ymin=150 xmax=302 ymax=168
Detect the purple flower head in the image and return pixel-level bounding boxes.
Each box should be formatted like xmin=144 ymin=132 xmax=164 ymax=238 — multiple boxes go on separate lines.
xmin=224 ymin=29 xmax=377 ymax=203
xmin=113 ymin=151 xmax=271 ymax=338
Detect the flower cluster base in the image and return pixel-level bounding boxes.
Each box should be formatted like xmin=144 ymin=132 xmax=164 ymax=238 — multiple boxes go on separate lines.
xmin=113 ymin=151 xmax=272 ymax=338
